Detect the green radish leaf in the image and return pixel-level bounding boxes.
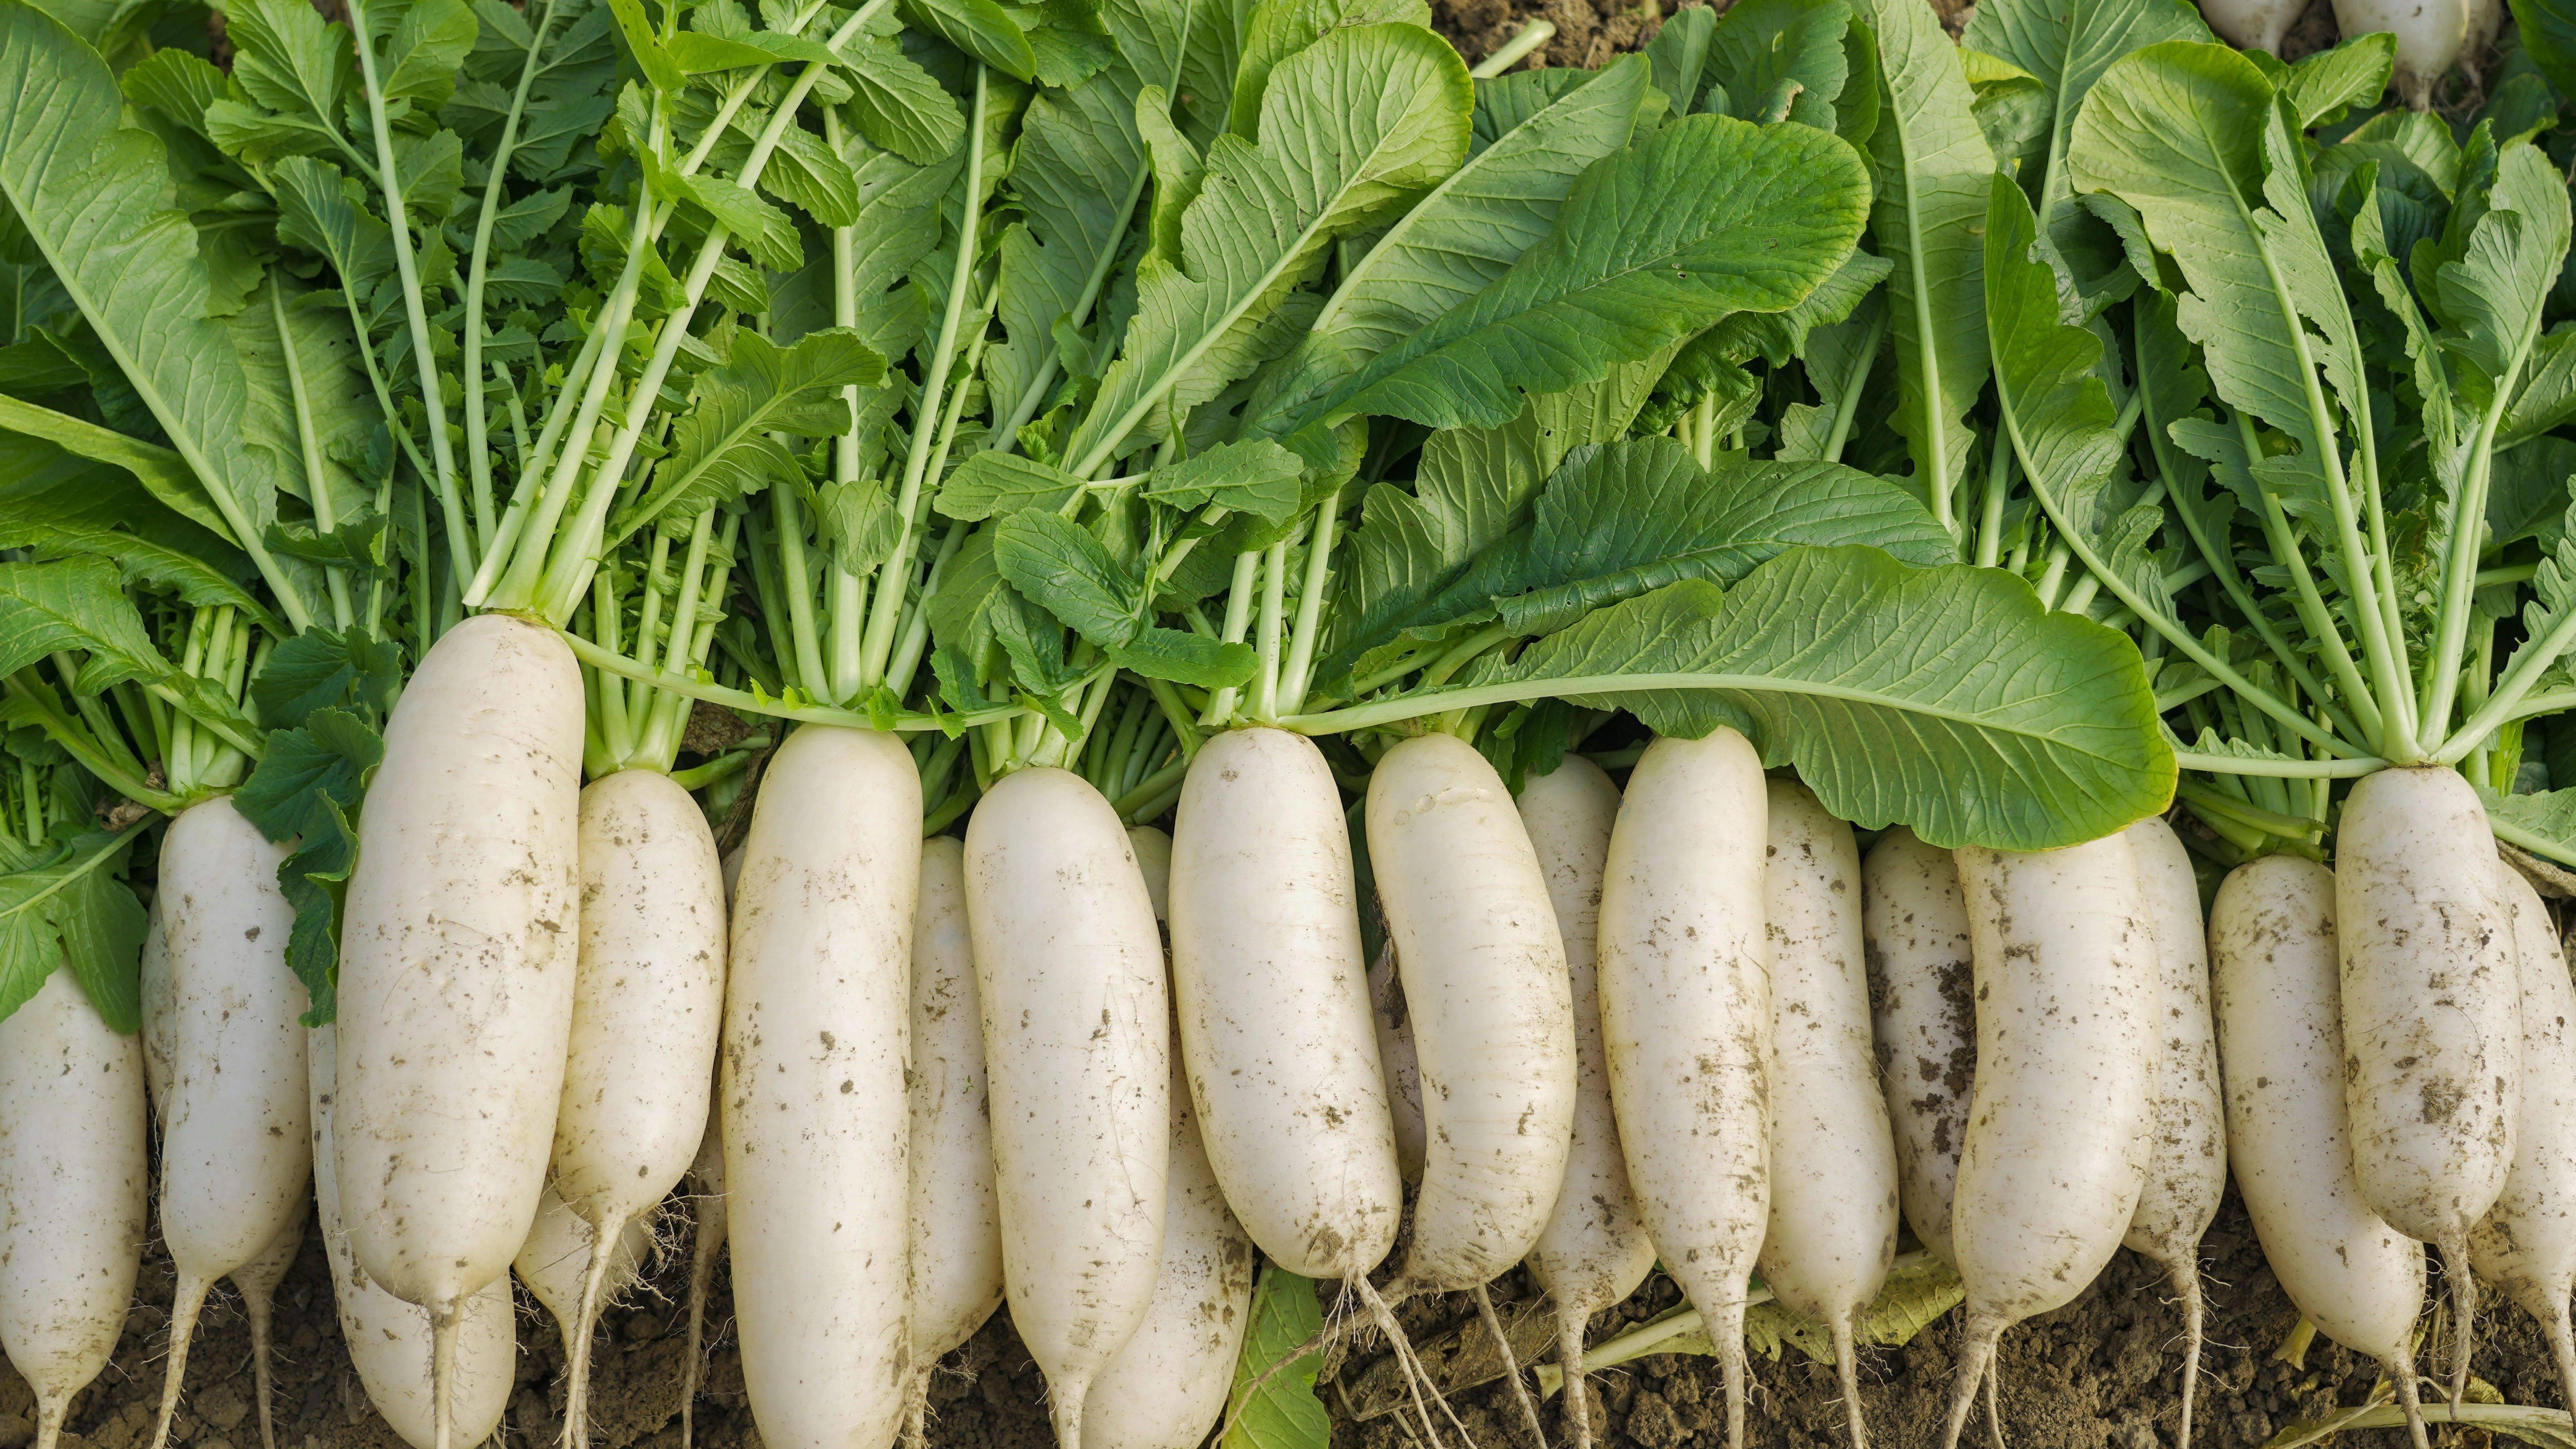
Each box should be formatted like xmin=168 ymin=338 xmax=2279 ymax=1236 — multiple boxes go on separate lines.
xmin=1143 ymin=439 xmax=1305 ymax=520
xmin=2487 ymin=437 xmax=2576 ymax=549
xmin=994 ymin=510 xmax=1142 ymax=647
xmin=252 ymin=628 xmax=405 ymax=729
xmin=2276 ymin=31 xmax=2395 ymax=126
xmin=1773 ymin=287 xmax=1887 ymax=463
xmin=277 ymin=794 xmax=358 ymax=1024
xmin=2515 ymin=0 xmax=2576 ymax=104
xmin=1224 ymin=0 xmax=1430 ymax=139
xmin=0 ymin=385 xmax=238 ymax=546
xmin=0 ymin=826 xmax=148 ymax=1031
xmin=1107 ymin=627 xmax=1258 ymax=687
xmin=986 ymin=71 xmax=1149 ymax=435
xmin=1493 ymin=555 xmax=2174 ymax=849
xmin=1849 ymin=0 xmax=1993 ymax=523
xmin=2426 ymin=141 xmax=2571 ymax=412
xmin=1747 ymin=1251 xmax=1965 ymax=1365
xmin=1321 ymin=360 xmax=1665 ymax=690
xmin=376 ymin=0 xmax=480 ymax=106
xmin=1702 ymin=0 xmax=1851 ymax=130
xmin=2482 ymin=784 xmax=2576 ymax=871
xmin=899 ymin=0 xmax=1038 ymax=81
xmin=1984 ymin=172 xmax=2168 ymax=616
xmin=831 ymin=31 xmax=970 ymax=164
xmin=1240 ymin=53 xmax=1647 ymax=435
xmin=610 ymin=328 xmax=886 ymax=546
xmin=0 ymin=434 xmax=267 ymax=622
xmin=939 ymin=453 xmax=1087 ymax=521
xmin=0 ymin=1 xmax=310 ymax=614
xmin=1960 ymin=0 xmax=2207 ymax=209
xmin=0 ymin=555 xmax=176 ymax=692
xmin=233 ymin=706 xmax=384 ymax=846
xmin=219 ymin=0 xmax=361 ymax=154
xmin=1295 ymin=110 xmax=1869 ymax=446
xmin=2501 ymin=326 xmax=2576 ymax=449
xmin=1061 ymin=21 xmax=1473 ymax=468
xmin=666 ymin=28 xmax=844 ymax=71
xmin=1223 ymin=1264 xmax=1329 ymax=1449
xmin=1644 ymin=3 xmax=1710 ymax=112
xmin=812 ymin=476 xmax=907 ymax=574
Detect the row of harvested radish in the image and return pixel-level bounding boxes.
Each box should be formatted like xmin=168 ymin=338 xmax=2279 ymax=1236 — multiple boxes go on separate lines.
xmin=2197 ymin=0 xmax=2501 ymax=103
xmin=2 ymin=616 xmax=2566 ymax=1449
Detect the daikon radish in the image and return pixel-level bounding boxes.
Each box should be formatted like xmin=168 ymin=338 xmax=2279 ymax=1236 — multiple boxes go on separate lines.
xmin=229 ymin=1216 xmax=303 ymax=1449
xmin=2338 ymin=765 xmax=2519 ymax=1403
xmin=966 ymin=766 xmax=1169 ymax=1449
xmin=724 ymin=725 xmax=920 ymax=1449
xmin=1861 ymin=827 xmax=1976 ymax=1271
xmin=1940 ymin=836 xmax=2158 ymax=1449
xmin=1597 ymin=729 xmax=1771 ymax=1449
xmin=513 ymin=1184 xmax=654 ymax=1370
xmin=1367 ymin=944 xmax=1427 ymax=1183
xmin=1759 ymin=782 xmax=1897 ymax=1449
xmin=0 ymin=968 xmax=147 ymax=1449
xmin=905 ymin=836 xmax=1005 ymax=1442
xmin=2121 ymin=818 xmax=2226 ymax=1449
xmin=2210 ymin=857 xmax=2430 ymax=1449
xmin=2470 ymin=863 xmax=2576 ymax=1414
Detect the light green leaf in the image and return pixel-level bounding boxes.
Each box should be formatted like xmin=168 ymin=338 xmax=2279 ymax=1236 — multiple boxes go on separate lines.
xmin=938 ymin=452 xmax=1087 ymax=520
xmin=1223 ymin=0 xmax=1429 ymax=138
xmin=1961 ymin=0 xmax=2206 ymax=207
xmin=0 ymin=828 xmax=147 ymax=1031
xmin=1495 ymin=557 xmax=2174 ymax=849
xmin=610 ymin=328 xmax=886 ymax=544
xmin=832 ymin=31 xmax=969 ymax=163
xmin=900 ymin=0 xmax=1037 ymax=79
xmin=1703 ymin=0 xmax=1851 ymax=130
xmin=1224 ymin=1265 xmax=1329 ymax=1449
xmin=1142 ymin=439 xmax=1305 ymax=520
xmin=1061 ymin=21 xmax=1472 ymax=468
xmin=2277 ymin=31 xmax=2395 ymax=125
xmin=2501 ymin=325 xmax=2576 ymax=449
xmin=1849 ymin=0 xmax=1993 ymax=520
xmin=0 ymin=1 xmax=294 ymax=598
xmin=1240 ymin=53 xmax=1647 ymax=434
xmin=1297 ymin=111 xmax=1870 ymax=442
xmin=1108 ymin=627 xmax=1258 ymax=686
xmin=0 ymin=434 xmax=266 ymax=621
xmin=2483 ymin=784 xmax=2576 ymax=872
xmin=993 ymin=509 xmax=1141 ymax=646
xmin=0 ymin=555 xmax=175 ymax=691
xmin=378 ymin=0 xmax=479 ymax=105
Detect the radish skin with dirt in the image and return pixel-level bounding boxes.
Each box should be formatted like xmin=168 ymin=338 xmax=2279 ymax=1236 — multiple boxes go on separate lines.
xmin=1169 ymin=728 xmax=1401 ymax=1283
xmin=1367 ymin=944 xmax=1427 ymax=1183
xmin=1861 ymin=827 xmax=1976 ymax=1272
xmin=141 ymin=798 xmax=311 ymax=1449
xmin=2470 ymin=862 xmax=2576 ymax=1413
xmin=2337 ymin=765 xmax=2519 ymax=1403
xmin=1598 ymin=728 xmax=1771 ymax=1449
xmin=332 ymin=609 xmax=584 ymax=1436
xmin=1759 ymin=780 xmax=1897 ymax=1449
xmin=2209 ymin=857 xmax=2432 ymax=1449
xmin=967 ymin=766 xmax=1171 ymax=1449
xmin=308 ymin=1024 xmax=515 ymax=1449
xmin=230 ymin=1215 xmax=302 ymax=1449
xmin=724 ymin=725 xmax=921 ymax=1449
xmin=1087 ymin=835 xmax=1257 ymax=1449
xmin=0 ymin=968 xmax=147 ymax=1449
xmin=1516 ymin=757 xmax=1656 ymax=1449
xmin=2121 ymin=817 xmax=2226 ymax=1449
xmin=906 ymin=835 xmax=1005 ymax=1435
xmin=552 ymin=766 xmax=727 ymax=1447
xmin=1940 ymin=835 xmax=2158 ymax=1449
xmin=680 ymin=1095 xmax=725 ymax=1449
xmin=513 ymin=1183 xmax=654 ymax=1362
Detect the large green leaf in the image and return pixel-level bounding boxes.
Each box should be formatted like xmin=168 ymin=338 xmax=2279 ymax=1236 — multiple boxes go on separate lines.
xmin=1984 ymin=173 xmax=2168 ymax=615
xmin=1061 ymin=21 xmax=1472 ymax=468
xmin=0 ymin=433 xmax=267 ymax=622
xmin=1491 ymin=556 xmax=2174 ymax=849
xmin=609 ymin=328 xmax=886 ymax=545
xmin=1702 ymin=0 xmax=1851 ymax=130
xmin=1850 ymin=0 xmax=1993 ymax=526
xmin=1961 ymin=0 xmax=2206 ymax=208
xmin=1239 ymin=53 xmax=1648 ymax=433
xmin=0 ymin=1 xmax=304 ymax=617
xmin=0 ymin=555 xmax=177 ymax=692
xmin=1293 ymin=111 xmax=1871 ymax=443
xmin=0 ymin=827 xmax=147 ymax=1031
xmin=2071 ymin=44 xmax=2370 ymax=543
xmin=987 ymin=70 xmax=1149 ymax=427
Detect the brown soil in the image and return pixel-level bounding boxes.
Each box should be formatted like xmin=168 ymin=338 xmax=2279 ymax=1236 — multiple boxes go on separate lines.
xmin=0 ymin=1182 xmax=2554 ymax=1449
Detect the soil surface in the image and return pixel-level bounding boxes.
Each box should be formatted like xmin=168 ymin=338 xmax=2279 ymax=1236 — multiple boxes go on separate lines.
xmin=0 ymin=1187 xmax=2549 ymax=1449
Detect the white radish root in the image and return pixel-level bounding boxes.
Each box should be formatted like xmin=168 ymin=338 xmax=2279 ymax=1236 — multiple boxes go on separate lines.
xmin=143 ymin=797 xmax=311 ymax=1449
xmin=0 ymin=967 xmax=148 ymax=1449
xmin=1861 ymin=826 xmax=1976 ymax=1273
xmin=513 ymin=1184 xmax=654 ymax=1372
xmin=1516 ymin=757 xmax=1657 ymax=1449
xmin=2330 ymin=0 xmax=2468 ymax=106
xmin=552 ymin=767 xmax=726 ymax=1449
xmin=2337 ymin=765 xmax=2519 ymax=1404
xmin=1759 ymin=782 xmax=1897 ymax=1449
xmin=229 ymin=1216 xmax=304 ymax=1449
xmin=1170 ymin=728 xmax=1402 ymax=1283
xmin=2470 ymin=862 xmax=2576 ymax=1413
xmin=965 ymin=766 xmax=1170 ymax=1449
xmin=723 ymin=725 xmax=920 ymax=1449
xmin=334 ymin=612 xmax=584 ymax=1449
xmin=1367 ymin=944 xmax=1427 ymax=1185
xmin=2209 ymin=857 xmax=2431 ymax=1449
xmin=1597 ymin=729 xmax=1772 ymax=1449
xmin=905 ymin=835 xmax=1006 ymax=1444
xmin=680 ymin=1099 xmax=725 ymax=1449
xmin=2194 ymin=0 xmax=2305 ymax=54
xmin=1941 ymin=835 xmax=2158 ymax=1449
xmin=2121 ymin=818 xmax=2226 ymax=1449
xmin=308 ymin=1024 xmax=515 ymax=1449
